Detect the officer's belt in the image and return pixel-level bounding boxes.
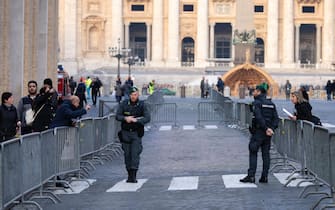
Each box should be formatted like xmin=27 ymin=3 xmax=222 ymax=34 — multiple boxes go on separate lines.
xmin=123 ymin=127 xmax=138 ymax=132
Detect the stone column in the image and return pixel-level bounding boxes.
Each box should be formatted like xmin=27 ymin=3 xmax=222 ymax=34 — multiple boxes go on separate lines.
xmin=316 ymin=24 xmax=321 ymax=64
xmin=266 ymin=0 xmax=279 ymax=68
xmin=282 ymin=0 xmax=294 ymax=67
xmin=111 ymin=0 xmax=123 ymax=48
xmin=47 ymin=0 xmax=58 ymax=82
xmin=196 ymin=0 xmax=209 ymax=67
xmin=146 ymin=23 xmax=151 ymax=62
xmin=62 ymin=0 xmax=77 ymax=75
xmin=322 ymin=0 xmax=334 ymax=66
xmin=209 ymin=23 xmax=215 ymax=59
xmin=124 ymin=23 xmax=130 ymax=49
xmin=167 ymin=0 xmax=180 ymax=66
xmin=231 ymin=23 xmax=235 ymax=65
xmin=0 ymin=0 xmax=7 ymax=92
xmin=295 ymin=24 xmax=300 ymax=63
xmin=8 ymin=0 xmax=25 ymax=97
xmin=37 ymin=0 xmax=48 ymax=83
xmin=151 ymin=0 xmax=163 ymax=65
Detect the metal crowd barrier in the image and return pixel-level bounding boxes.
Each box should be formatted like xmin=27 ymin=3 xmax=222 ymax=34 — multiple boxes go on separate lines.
xmin=270 ymin=119 xmax=335 ymax=209
xmin=98 ymin=99 xmax=119 ymax=117
xmin=197 ymin=102 xmax=224 ymax=126
xmin=150 ymin=103 xmax=177 ymax=127
xmin=0 ymin=113 xmax=122 ymax=210
xmin=210 ymin=94 xmax=335 ymax=209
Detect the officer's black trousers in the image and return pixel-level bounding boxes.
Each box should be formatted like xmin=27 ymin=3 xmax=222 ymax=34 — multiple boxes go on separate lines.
xmin=121 ymin=130 xmax=143 ymax=170
xmin=248 ymin=131 xmax=271 ymax=177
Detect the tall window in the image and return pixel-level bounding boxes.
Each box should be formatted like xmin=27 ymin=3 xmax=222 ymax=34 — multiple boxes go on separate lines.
xmin=255 ymin=38 xmax=264 ymax=63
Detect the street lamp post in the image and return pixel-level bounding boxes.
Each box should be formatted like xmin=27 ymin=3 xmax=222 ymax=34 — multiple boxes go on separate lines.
xmin=108 ymin=38 xmax=131 ymax=78
xmin=125 ymin=56 xmax=139 ymax=77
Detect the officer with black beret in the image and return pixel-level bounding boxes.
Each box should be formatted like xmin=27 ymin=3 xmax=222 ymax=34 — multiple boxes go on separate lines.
xmin=116 ymin=86 xmax=150 ymax=183
xmin=240 ymin=85 xmax=279 ymax=183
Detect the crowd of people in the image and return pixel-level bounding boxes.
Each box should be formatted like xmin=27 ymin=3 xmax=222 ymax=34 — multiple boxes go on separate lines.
xmin=0 ymin=78 xmax=92 ymax=143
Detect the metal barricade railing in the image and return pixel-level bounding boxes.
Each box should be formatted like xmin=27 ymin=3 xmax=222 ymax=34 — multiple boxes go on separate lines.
xmin=150 ymin=103 xmax=177 ymax=127
xmin=79 ymin=118 xmax=95 ymax=157
xmin=21 ymin=133 xmax=42 ymax=195
xmin=55 ymin=127 xmax=80 ymax=176
xmin=0 ymin=110 xmax=123 ymax=209
xmin=40 ymin=130 xmax=57 ymax=183
xmin=1 ymin=138 xmax=22 ymax=209
xmin=310 ymin=126 xmax=331 ymax=185
xmin=197 ymin=102 xmax=224 ymax=126
xmin=99 ymin=99 xmax=118 ymax=117
xmin=93 ymin=118 xmax=103 ymax=152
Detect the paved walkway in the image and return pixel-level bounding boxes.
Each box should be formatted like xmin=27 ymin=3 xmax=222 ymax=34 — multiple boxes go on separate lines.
xmin=38 ymin=97 xmax=328 ymax=210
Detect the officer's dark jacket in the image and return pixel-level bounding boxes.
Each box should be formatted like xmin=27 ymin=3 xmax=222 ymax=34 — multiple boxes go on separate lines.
xmin=252 ymin=94 xmax=279 ymax=132
xmin=116 ymin=99 xmax=150 ymax=131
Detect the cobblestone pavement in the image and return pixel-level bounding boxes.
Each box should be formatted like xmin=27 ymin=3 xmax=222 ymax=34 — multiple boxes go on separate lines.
xmin=37 ymin=96 xmax=333 ymax=210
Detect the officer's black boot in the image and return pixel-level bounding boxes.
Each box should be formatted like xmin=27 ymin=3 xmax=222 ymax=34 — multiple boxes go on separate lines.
xmin=126 ymin=169 xmax=132 ymax=183
xmin=259 ymin=176 xmax=268 ymax=183
xmin=240 ymin=175 xmax=255 ymax=183
xmin=130 ymin=169 xmax=138 ymax=183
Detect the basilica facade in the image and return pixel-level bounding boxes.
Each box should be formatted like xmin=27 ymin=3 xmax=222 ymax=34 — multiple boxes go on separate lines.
xmin=58 ymin=0 xmax=335 ymax=75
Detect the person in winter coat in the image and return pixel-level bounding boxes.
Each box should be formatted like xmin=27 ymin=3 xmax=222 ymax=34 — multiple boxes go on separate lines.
xmin=50 ymin=96 xmax=90 ymax=128
xmin=115 ymin=77 xmax=123 ymax=103
xmin=326 ymin=80 xmax=332 ymax=101
xmin=17 ymin=80 xmax=38 ymax=135
xmin=289 ymin=91 xmax=313 ymax=122
xmin=32 ymin=78 xmax=58 ymax=132
xmin=0 ymin=92 xmax=20 ymax=141
xmin=75 ymin=77 xmax=87 ymax=109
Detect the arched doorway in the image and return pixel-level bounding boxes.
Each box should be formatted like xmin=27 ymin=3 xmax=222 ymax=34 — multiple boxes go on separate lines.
xmin=181 ymin=37 xmax=195 ymax=66
xmin=255 ymin=38 xmax=264 ymax=63
xmin=223 ymin=63 xmax=278 ymax=97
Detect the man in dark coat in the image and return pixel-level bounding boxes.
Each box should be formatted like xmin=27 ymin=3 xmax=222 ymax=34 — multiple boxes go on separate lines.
xmin=200 ymin=77 xmax=205 ymax=98
xmin=50 ymin=96 xmax=90 ymax=128
xmin=216 ymin=77 xmax=224 ymax=93
xmin=90 ymin=77 xmax=101 ymax=106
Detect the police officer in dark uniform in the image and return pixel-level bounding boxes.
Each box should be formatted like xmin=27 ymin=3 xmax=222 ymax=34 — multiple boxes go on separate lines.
xmin=116 ymin=86 xmax=150 ymax=183
xmin=240 ymin=85 xmax=279 ymax=183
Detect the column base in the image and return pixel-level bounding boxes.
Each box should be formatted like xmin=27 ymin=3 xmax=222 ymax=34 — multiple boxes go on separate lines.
xmin=149 ymin=60 xmax=165 ymax=67
xmin=195 ymin=60 xmax=209 ymax=68
xmin=265 ymin=62 xmax=281 ymax=68
xmin=281 ymin=63 xmax=296 ymax=69
xmin=61 ymin=59 xmax=79 ymax=75
xmin=166 ymin=60 xmax=181 ymax=68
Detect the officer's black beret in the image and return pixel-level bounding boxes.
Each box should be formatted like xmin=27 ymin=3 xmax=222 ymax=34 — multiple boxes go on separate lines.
xmin=129 ymin=86 xmax=139 ymax=94
xmin=255 ymin=85 xmax=266 ymax=94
